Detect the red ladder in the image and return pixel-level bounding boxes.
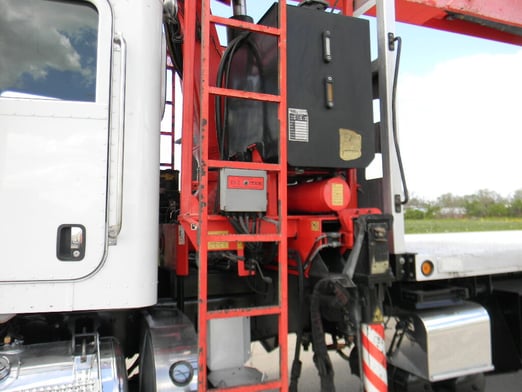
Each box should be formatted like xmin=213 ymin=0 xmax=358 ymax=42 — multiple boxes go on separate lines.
xmin=182 ymin=1 xmax=289 ymax=391
xmin=160 ymin=59 xmax=177 ymax=169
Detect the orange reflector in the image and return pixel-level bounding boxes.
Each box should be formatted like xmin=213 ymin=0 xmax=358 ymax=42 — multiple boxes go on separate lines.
xmin=421 ymin=260 xmax=434 ymax=276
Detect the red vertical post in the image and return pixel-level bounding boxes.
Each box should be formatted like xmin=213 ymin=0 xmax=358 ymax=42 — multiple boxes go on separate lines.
xmin=342 ymin=0 xmax=354 ymax=16
xmin=347 ymin=168 xmax=359 ymax=209
xmin=277 ymin=1 xmax=289 ymax=390
xmin=198 ymin=0 xmax=212 ymax=389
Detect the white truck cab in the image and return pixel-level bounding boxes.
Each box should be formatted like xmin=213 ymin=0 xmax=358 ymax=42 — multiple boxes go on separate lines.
xmin=0 ymin=0 xmax=163 ymax=314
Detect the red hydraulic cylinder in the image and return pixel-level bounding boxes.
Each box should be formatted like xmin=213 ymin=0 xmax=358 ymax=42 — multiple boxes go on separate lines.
xmin=288 ymin=177 xmax=351 ymax=213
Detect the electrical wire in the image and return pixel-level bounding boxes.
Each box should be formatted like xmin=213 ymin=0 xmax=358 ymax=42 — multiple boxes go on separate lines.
xmin=245 ymin=273 xmax=270 ymax=296
xmin=244 ymin=259 xmax=271 ymax=296
xmin=227 ymin=213 xmax=272 ymax=300
xmin=238 ymin=214 xmax=250 ymax=235
xmin=330 ymin=0 xmax=340 ymax=13
xmin=391 ymin=35 xmax=410 ymax=205
xmin=303 ymin=234 xmax=342 ymax=271
xmin=261 ymin=216 xmax=280 ymax=228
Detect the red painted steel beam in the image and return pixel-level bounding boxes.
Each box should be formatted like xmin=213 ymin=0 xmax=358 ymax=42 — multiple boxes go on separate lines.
xmin=216 ymin=0 xmax=521 ymax=44
xmin=408 ymin=0 xmax=522 ymax=28
xmin=365 ymin=0 xmax=522 ymax=45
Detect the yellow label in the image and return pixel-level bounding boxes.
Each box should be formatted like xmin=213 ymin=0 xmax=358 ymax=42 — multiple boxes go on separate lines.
xmin=372 ymin=307 xmax=384 ymax=323
xmin=331 ymin=183 xmax=344 ymax=207
xmin=208 ymin=230 xmax=229 ymax=250
xmin=208 ymin=241 xmax=229 ymax=250
xmin=311 ymin=221 xmax=320 ymax=232
xmin=339 ymin=128 xmax=362 ymax=161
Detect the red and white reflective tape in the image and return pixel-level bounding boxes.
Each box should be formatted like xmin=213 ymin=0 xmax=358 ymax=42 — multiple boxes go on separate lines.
xmin=361 ymin=323 xmax=387 ymax=392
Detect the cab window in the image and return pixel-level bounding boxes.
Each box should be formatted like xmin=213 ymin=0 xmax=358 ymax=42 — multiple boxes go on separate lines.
xmin=0 ymin=0 xmax=98 ymax=102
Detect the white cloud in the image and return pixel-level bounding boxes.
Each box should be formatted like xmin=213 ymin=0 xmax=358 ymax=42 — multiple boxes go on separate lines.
xmin=398 ymin=50 xmax=522 ymax=200
xmin=0 ymin=0 xmax=96 ymax=90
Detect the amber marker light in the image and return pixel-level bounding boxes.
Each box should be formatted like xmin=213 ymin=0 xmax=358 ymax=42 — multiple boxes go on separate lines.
xmin=421 ymin=260 xmax=434 ymax=276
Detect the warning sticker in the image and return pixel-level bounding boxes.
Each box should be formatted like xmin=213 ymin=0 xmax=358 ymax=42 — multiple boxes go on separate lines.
xmin=311 ymin=221 xmax=320 ymax=232
xmin=372 ymin=307 xmax=384 ymax=323
xmin=339 ymin=128 xmax=362 ymax=161
xmin=208 ymin=230 xmax=229 ymax=250
xmin=331 ymin=183 xmax=344 ymax=207
xmin=288 ymin=108 xmax=309 ymax=142
xmin=227 ymin=176 xmax=265 ymax=190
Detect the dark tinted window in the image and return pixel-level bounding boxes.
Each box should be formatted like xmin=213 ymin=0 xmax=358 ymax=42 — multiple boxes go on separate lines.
xmin=0 ymin=0 xmax=98 ymax=101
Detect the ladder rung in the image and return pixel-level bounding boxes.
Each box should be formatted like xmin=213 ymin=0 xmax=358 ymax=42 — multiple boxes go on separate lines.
xmin=207 ymin=305 xmax=281 ymax=320
xmin=208 ymin=159 xmax=282 ymax=171
xmin=209 ymin=14 xmax=281 ymax=36
xmin=211 ymin=380 xmax=282 ymax=392
xmin=207 ymin=233 xmax=281 ymax=243
xmin=209 ymin=86 xmax=280 ymax=103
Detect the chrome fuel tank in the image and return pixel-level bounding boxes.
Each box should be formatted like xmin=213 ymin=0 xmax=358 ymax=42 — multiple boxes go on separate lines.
xmin=0 ymin=337 xmax=127 ymax=391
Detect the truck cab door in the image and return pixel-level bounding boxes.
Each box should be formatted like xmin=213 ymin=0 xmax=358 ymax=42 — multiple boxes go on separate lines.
xmin=0 ymin=0 xmax=113 ymax=281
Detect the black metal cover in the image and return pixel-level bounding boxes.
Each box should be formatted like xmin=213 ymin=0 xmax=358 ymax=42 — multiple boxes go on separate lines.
xmin=225 ymin=4 xmax=374 ymax=168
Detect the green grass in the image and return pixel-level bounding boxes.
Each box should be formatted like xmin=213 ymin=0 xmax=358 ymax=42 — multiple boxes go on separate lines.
xmin=405 ymin=218 xmax=522 ymax=234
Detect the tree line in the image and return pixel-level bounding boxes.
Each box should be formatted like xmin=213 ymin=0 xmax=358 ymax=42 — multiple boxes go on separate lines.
xmin=405 ymin=189 xmax=522 ymax=219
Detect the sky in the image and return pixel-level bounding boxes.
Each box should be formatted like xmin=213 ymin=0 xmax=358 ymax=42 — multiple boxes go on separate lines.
xmin=0 ymin=0 xmax=98 ymax=101
xmin=393 ymin=22 xmax=522 ymax=201
xmin=168 ymin=1 xmax=522 ymax=201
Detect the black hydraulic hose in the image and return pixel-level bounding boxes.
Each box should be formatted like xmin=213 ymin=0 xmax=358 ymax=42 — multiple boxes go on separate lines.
xmin=310 ymin=279 xmax=336 ymax=392
xmin=215 ymin=31 xmax=266 ymax=161
xmin=391 ymin=35 xmax=409 ymax=205
xmin=310 ymin=279 xmax=351 ymax=391
xmin=216 ymin=34 xmax=248 ymax=159
xmin=163 ymin=1 xmax=184 ymax=78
